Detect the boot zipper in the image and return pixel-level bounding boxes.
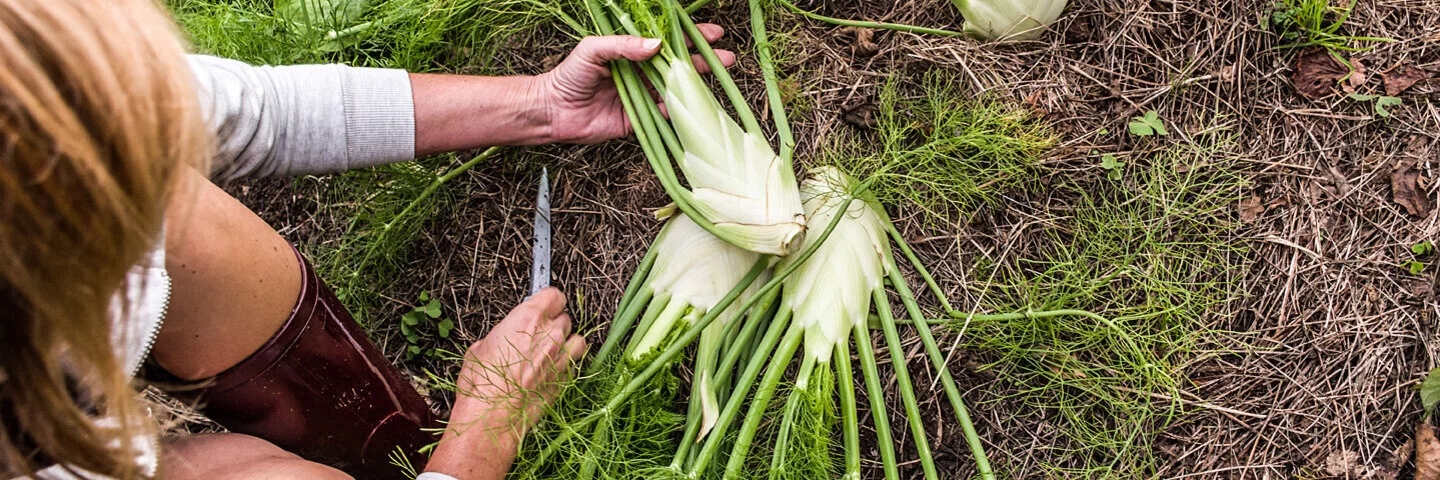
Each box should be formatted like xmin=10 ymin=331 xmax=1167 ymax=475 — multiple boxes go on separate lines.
xmin=128 ymin=269 xmax=171 ymax=379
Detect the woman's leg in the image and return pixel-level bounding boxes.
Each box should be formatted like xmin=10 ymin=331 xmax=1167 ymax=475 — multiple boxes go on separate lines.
xmin=153 ymin=170 xmax=300 ymax=380
xmin=147 ymin=170 xmax=436 ymax=479
xmin=162 ymin=433 xmax=351 ymax=480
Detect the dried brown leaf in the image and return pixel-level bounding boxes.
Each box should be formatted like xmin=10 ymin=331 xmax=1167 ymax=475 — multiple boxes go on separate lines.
xmin=1022 ymin=90 xmax=1052 ymax=116
xmin=1292 ymin=49 xmax=1349 ymax=100
xmin=1417 ymin=423 xmax=1440 ymax=480
xmin=1327 ymin=165 xmax=1353 ymax=197
xmin=1397 ymin=438 xmax=1416 ymax=467
xmin=1383 ymin=64 xmax=1429 ymax=96
xmin=908 ymin=121 xmax=935 ymax=137
xmin=1023 ymin=89 xmax=1043 ymax=108
xmin=1238 ymin=195 xmax=1265 ymax=223
xmin=1343 ymin=58 xmax=1368 ymax=94
xmin=1366 ymin=440 xmax=1414 ymax=480
xmin=1323 ymin=449 xmax=1362 ymax=476
xmin=1410 ymin=136 xmax=1434 ymax=156
xmin=1412 ymin=278 xmax=1435 ymax=301
xmin=1307 ymin=180 xmax=1326 ymax=204
xmin=1392 ymin=158 xmax=1432 ymax=217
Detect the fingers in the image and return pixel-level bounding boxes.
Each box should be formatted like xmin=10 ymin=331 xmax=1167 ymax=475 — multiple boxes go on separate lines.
xmin=545 ymin=334 xmax=584 ymax=384
xmin=678 ymin=24 xmax=735 ymax=73
xmin=690 ymin=50 xmax=736 ymax=74
xmin=571 ymin=24 xmax=730 ymax=69
xmin=680 ymin=23 xmax=725 ymax=48
xmin=538 ymin=332 xmax=584 ymax=406
xmin=451 ymin=288 xmax=582 ymax=421
xmin=548 ymin=312 xmax=573 ymax=338
xmin=541 ymin=335 xmax=585 ymax=399
xmin=516 ymin=287 xmax=567 ymax=321
xmin=573 ymin=35 xmax=663 ymax=66
xmin=659 ymin=23 xmax=734 ymax=72
xmin=541 ymin=313 xmax=573 ymax=356
xmin=696 ymin=23 xmax=724 ymax=44
xmin=536 ymin=287 xmax=568 ymax=318
xmin=563 ymin=335 xmax=587 ymax=364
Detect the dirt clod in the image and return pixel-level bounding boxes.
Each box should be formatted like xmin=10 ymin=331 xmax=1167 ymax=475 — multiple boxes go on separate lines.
xmin=1292 ymin=49 xmax=1350 ymax=100
xmin=841 ymin=101 xmax=880 ymax=129
xmin=837 ymin=26 xmax=879 ymax=57
xmin=541 ymin=53 xmax=563 ymax=71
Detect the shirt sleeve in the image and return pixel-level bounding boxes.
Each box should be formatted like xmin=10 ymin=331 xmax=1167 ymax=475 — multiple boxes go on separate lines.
xmin=187 ymin=55 xmax=416 ymax=183
xmin=415 ymin=473 xmax=460 ymax=480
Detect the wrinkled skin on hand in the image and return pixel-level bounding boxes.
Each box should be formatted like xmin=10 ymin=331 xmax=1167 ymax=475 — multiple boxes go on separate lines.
xmin=535 ymin=24 xmax=736 ymax=144
xmin=424 ymin=288 xmax=585 ymax=480
xmin=455 ymin=287 xmax=585 ymax=433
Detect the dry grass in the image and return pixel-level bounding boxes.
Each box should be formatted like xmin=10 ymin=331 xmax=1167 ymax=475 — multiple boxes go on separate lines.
xmin=217 ymin=0 xmax=1440 ymax=477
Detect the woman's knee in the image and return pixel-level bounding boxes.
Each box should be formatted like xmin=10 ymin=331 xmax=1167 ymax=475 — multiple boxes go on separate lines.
xmin=151 ymin=170 xmax=302 ymax=380
xmin=162 ymin=433 xmax=352 ymax=480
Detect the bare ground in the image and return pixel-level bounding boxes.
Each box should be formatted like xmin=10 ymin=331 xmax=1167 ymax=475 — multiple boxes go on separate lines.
xmin=226 ymin=0 xmax=1440 ymax=478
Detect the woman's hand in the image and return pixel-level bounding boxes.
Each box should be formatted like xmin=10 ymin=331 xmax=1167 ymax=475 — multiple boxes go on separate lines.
xmin=411 ymin=26 xmax=736 ymax=155
xmin=424 ymin=288 xmax=584 ymax=480
xmin=536 ymin=24 xmax=736 ymax=144
xmin=455 ymin=287 xmax=583 ymax=430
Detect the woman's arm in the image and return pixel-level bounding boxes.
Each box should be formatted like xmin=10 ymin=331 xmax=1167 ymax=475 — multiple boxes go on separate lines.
xmin=411 ymin=27 xmax=731 ymax=155
xmin=192 ymin=26 xmax=733 ymax=182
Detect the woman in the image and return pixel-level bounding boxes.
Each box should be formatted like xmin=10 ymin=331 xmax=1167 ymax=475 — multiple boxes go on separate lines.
xmin=0 ymin=0 xmax=734 ymax=479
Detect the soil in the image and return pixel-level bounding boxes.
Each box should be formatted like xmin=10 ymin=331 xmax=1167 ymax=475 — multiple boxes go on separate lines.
xmin=225 ymin=0 xmax=1440 ymax=478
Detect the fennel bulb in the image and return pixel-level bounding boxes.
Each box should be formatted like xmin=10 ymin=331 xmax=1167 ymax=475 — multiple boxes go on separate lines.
xmin=952 ymin=0 xmax=1068 ymax=40
xmin=661 ymin=56 xmax=806 ymax=256
xmin=777 ymin=167 xmax=893 ymax=362
xmin=628 ymin=214 xmax=766 ymax=359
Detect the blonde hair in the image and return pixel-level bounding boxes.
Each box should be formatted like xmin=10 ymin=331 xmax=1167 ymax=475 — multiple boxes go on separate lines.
xmin=0 ymin=0 xmax=209 ymax=477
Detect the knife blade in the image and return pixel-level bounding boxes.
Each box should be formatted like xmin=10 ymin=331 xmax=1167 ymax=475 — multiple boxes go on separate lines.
xmin=529 ymin=167 xmax=551 ymax=297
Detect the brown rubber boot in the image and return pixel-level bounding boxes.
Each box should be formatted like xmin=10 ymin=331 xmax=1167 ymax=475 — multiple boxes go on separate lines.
xmin=151 ymin=249 xmax=437 ymax=479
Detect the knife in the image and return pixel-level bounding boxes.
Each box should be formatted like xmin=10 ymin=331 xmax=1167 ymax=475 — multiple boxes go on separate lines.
xmin=529 ymin=167 xmax=551 ymax=298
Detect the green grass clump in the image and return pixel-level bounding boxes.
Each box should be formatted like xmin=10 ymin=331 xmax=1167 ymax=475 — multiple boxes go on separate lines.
xmin=307 ymin=161 xmax=455 ymax=325
xmin=954 ymin=139 xmax=1247 ymax=476
xmin=833 ymin=71 xmax=1055 ymax=227
xmin=169 ymin=0 xmax=583 ymax=71
xmin=1262 ymin=0 xmax=1392 ymax=52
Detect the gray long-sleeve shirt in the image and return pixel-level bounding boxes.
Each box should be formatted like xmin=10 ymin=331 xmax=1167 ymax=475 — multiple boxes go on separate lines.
xmin=42 ymin=56 xmax=421 ymax=480
xmin=188 ymin=55 xmax=417 ymax=182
